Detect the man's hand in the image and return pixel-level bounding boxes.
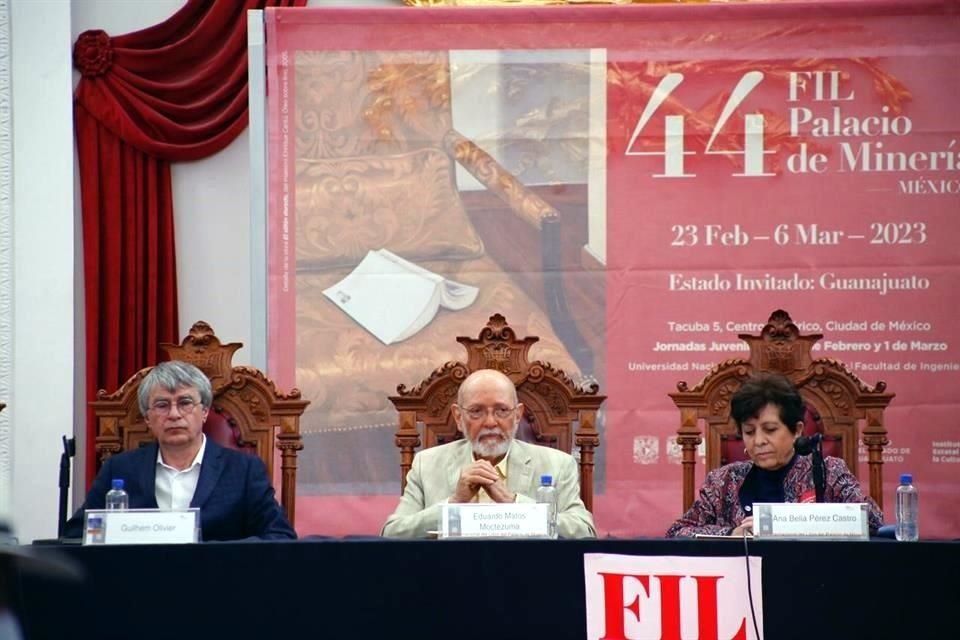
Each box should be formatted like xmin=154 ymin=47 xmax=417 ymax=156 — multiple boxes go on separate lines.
xmin=451 ymin=460 xmax=515 ymax=504
xmin=482 ymin=475 xmax=515 ymax=503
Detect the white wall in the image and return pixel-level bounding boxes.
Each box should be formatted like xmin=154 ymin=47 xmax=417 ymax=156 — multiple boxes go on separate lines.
xmin=8 ymin=0 xmax=75 ymax=543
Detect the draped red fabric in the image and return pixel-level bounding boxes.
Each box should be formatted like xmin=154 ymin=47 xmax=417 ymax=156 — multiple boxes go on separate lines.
xmin=74 ymin=0 xmax=304 ymax=484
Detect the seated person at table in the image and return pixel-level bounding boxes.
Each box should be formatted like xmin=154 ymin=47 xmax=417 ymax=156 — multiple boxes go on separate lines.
xmin=65 ymin=361 xmax=296 ymax=541
xmin=382 ymin=369 xmax=596 ymax=539
xmin=666 ymin=373 xmax=883 ymax=537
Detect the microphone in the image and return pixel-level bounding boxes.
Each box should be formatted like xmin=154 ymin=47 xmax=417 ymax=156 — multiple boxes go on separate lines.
xmin=794 ymin=432 xmax=822 ymax=455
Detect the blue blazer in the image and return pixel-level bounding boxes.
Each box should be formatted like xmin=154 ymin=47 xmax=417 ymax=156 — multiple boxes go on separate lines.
xmin=65 ymin=440 xmax=296 ymax=541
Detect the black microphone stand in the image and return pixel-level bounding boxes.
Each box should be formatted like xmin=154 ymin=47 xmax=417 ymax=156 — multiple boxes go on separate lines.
xmin=796 ymin=433 xmax=826 ymax=502
xmin=57 ymin=436 xmax=76 ymax=539
xmin=811 ymin=435 xmax=826 ymax=503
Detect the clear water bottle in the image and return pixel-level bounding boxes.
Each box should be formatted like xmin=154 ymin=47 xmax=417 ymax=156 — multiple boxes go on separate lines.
xmin=895 ymin=473 xmax=918 ymax=541
xmin=535 ymin=474 xmax=558 ymax=539
xmin=105 ymin=478 xmax=129 ymax=510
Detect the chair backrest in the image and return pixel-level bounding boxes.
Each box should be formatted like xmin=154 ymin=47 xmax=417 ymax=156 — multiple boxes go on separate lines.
xmin=388 ymin=314 xmax=605 ymax=512
xmin=718 ymin=404 xmax=843 ymax=466
xmin=669 ymin=309 xmax=894 ymax=511
xmin=91 ymin=321 xmax=309 ymax=524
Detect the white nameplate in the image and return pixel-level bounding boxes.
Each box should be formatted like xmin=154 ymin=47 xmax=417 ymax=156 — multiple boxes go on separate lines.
xmin=83 ymin=509 xmax=200 ymax=545
xmin=753 ymin=502 xmax=869 ymax=540
xmin=439 ymin=503 xmax=549 ymax=539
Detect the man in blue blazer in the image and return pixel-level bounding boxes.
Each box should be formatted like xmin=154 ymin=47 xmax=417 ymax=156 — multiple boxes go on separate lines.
xmin=65 ymin=361 xmax=295 ymax=541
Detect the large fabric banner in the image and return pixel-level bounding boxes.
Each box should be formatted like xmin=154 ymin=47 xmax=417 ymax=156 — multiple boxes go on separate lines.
xmin=265 ymin=2 xmax=960 ymax=538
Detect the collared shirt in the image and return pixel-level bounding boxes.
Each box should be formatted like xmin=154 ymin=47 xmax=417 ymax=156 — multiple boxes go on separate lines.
xmin=475 ymin=445 xmax=511 ymax=503
xmin=155 ymin=434 xmax=207 ymax=510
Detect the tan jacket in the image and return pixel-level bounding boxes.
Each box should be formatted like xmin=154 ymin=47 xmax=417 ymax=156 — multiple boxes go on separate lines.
xmin=382 ymin=438 xmax=596 ymax=539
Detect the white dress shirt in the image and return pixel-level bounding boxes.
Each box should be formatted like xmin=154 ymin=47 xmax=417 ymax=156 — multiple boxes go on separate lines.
xmin=155 ymin=434 xmax=207 ymax=510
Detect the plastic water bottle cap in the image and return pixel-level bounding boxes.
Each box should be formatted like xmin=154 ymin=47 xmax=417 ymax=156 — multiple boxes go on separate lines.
xmin=899 ymin=473 xmax=912 ymax=485
xmin=540 ymin=474 xmax=553 ymax=486
xmin=111 ymin=478 xmax=124 ymax=490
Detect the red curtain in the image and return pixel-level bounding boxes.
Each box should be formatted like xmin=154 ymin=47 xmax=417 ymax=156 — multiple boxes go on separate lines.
xmin=74 ymin=0 xmax=303 ymax=484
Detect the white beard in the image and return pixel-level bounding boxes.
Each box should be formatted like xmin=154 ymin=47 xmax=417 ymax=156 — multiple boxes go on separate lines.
xmin=468 ymin=423 xmax=518 ymax=459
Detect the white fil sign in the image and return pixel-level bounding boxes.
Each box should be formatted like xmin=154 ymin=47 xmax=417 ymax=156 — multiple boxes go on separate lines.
xmin=584 ymin=554 xmax=764 ymax=640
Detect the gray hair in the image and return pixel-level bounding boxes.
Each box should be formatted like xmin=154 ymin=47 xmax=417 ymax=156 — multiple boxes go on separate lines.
xmin=137 ymin=360 xmax=213 ymax=415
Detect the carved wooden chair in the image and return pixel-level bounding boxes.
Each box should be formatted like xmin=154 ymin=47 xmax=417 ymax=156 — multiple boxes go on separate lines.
xmin=669 ymin=309 xmax=894 ymax=512
xmin=388 ymin=314 xmax=605 ymax=512
xmin=91 ymin=322 xmax=309 ymax=524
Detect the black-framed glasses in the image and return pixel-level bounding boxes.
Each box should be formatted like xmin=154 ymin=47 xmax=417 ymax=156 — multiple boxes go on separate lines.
xmin=462 ymin=405 xmax=517 ymax=421
xmin=150 ymin=397 xmax=201 ymax=416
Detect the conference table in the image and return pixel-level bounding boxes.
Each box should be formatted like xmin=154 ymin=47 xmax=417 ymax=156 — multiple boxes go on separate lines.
xmin=16 ymin=537 xmax=960 ymax=639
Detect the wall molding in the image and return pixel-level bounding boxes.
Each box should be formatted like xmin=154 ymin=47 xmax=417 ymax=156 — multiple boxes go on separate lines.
xmin=0 ymin=0 xmax=13 ymax=519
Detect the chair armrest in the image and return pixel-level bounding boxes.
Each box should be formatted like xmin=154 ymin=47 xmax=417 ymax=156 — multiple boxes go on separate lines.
xmin=443 ymin=129 xmax=595 ymax=374
xmin=442 ymin=129 xmax=559 ymax=230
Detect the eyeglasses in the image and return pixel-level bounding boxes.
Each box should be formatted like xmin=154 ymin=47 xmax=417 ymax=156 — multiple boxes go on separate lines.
xmin=150 ymin=397 xmax=202 ymax=416
xmin=461 ymin=405 xmax=517 ymax=421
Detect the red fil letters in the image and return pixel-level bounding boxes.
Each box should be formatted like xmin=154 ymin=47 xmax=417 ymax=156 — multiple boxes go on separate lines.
xmin=584 ymin=554 xmax=764 ymax=640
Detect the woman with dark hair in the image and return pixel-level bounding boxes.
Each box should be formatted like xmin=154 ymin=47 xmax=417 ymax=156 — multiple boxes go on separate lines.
xmin=666 ymin=373 xmax=883 ymax=537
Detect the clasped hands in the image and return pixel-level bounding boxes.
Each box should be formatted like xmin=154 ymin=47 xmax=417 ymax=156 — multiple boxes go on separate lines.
xmin=451 ymin=460 xmax=515 ymax=504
